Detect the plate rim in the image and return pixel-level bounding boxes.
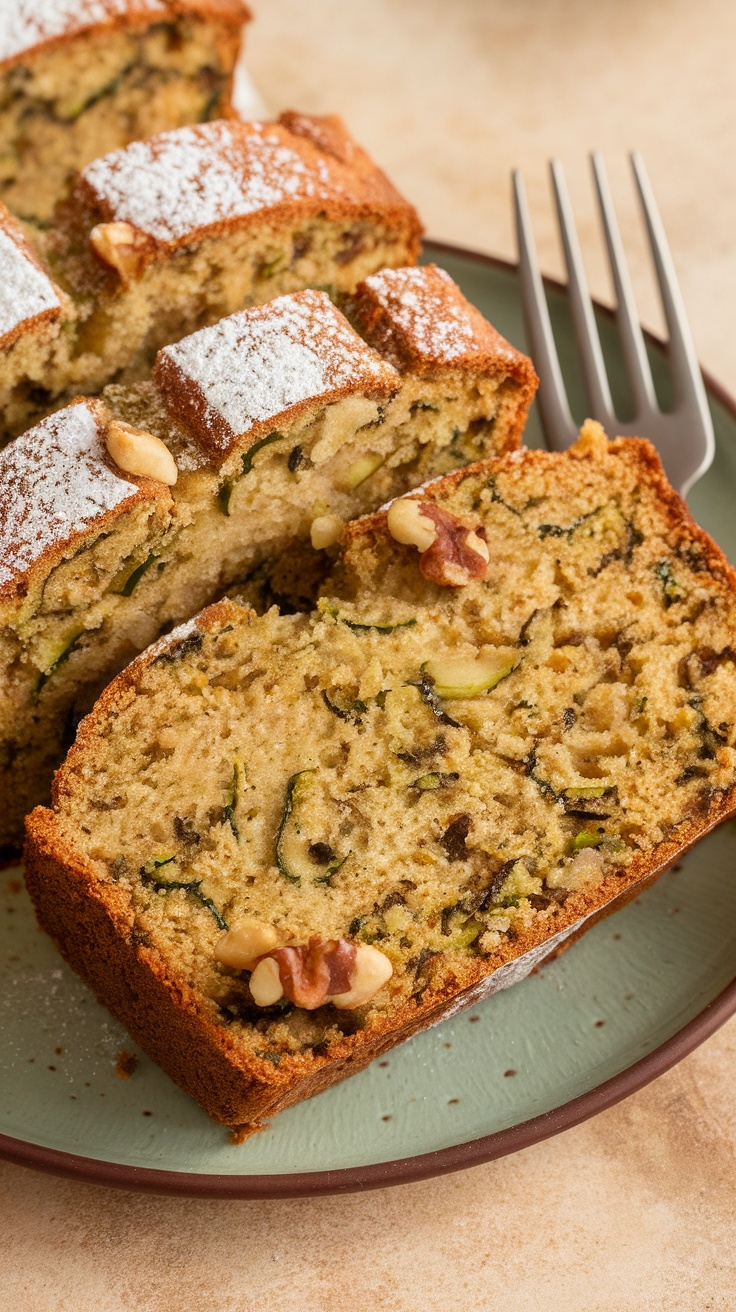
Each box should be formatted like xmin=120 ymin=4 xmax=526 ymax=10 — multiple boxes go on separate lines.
xmin=4 ymin=239 xmax=736 ymax=1199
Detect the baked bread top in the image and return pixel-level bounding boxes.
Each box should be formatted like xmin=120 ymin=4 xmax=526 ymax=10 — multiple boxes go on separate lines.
xmin=0 ymin=267 xmax=534 ymax=603
xmin=0 ymin=397 xmax=167 ymax=604
xmin=0 ymin=0 xmax=250 ymax=68
xmin=152 ymin=289 xmax=400 ymax=460
xmin=0 ymin=204 xmax=66 ymax=349
xmin=348 ymin=263 xmax=528 ymax=381
xmin=74 ymin=114 xmax=422 ymax=264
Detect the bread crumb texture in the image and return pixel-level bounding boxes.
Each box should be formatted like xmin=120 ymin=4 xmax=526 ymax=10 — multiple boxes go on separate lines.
xmin=26 ymin=428 xmax=736 ymax=1125
xmin=0 ymin=271 xmax=535 ymax=849
xmin=0 ymin=1 xmax=248 ymax=222
xmin=0 ymin=110 xmax=421 ymax=440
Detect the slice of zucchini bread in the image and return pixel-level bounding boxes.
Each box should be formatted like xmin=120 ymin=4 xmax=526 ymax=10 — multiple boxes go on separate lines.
xmin=0 ymin=201 xmax=75 ymax=436
xmin=0 ymin=273 xmax=536 ymax=851
xmin=24 ymin=423 xmax=736 ymax=1136
xmin=0 ymin=0 xmax=249 ymax=222
xmin=0 ymin=112 xmax=422 ymax=439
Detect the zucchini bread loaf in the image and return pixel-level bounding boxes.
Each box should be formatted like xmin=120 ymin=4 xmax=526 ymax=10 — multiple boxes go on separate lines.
xmin=0 ymin=112 xmax=422 ymax=439
xmin=0 ymin=0 xmax=249 ymax=222
xmin=0 ymin=268 xmax=537 ymax=851
xmin=25 ymin=423 xmax=736 ymax=1136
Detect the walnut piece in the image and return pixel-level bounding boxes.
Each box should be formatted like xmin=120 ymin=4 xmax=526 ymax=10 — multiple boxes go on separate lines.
xmin=248 ymin=937 xmax=392 ymax=1011
xmin=106 ymin=419 xmax=178 ymax=486
xmin=310 ymin=513 xmax=345 ymax=550
xmin=387 ymin=497 xmax=437 ymax=552
xmin=418 ymin=504 xmax=489 ymax=586
xmin=89 ymin=222 xmax=151 ymax=281
xmin=388 ymin=499 xmax=489 ymax=586
xmin=215 ymin=918 xmax=285 ymax=972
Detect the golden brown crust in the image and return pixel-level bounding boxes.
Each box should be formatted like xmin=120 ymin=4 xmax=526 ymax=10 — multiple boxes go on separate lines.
xmin=0 ymin=397 xmax=172 ymax=605
xmin=0 ymin=202 xmax=65 ymax=350
xmin=349 ymin=264 xmax=537 ymax=385
xmin=278 ymin=111 xmax=359 ymax=166
xmin=73 ymin=114 xmax=423 ymax=265
xmin=0 ymin=0 xmax=251 ymax=71
xmin=23 ymin=434 xmax=736 ymax=1135
xmin=151 ymin=289 xmax=400 ymax=459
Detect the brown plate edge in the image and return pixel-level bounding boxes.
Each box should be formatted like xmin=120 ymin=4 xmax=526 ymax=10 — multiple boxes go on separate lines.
xmin=2 ymin=238 xmax=735 ymax=1199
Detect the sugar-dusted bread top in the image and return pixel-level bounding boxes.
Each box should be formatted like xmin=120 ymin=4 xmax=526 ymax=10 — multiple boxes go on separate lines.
xmin=0 ymin=203 xmax=64 ymax=348
xmin=0 ymin=0 xmax=249 ymax=67
xmin=0 ymin=398 xmax=167 ymax=603
xmin=153 ymin=288 xmax=399 ymax=459
xmin=0 ymin=269 xmax=532 ymax=604
xmin=75 ymin=114 xmax=423 ymax=258
xmin=349 ymin=263 xmax=534 ymax=384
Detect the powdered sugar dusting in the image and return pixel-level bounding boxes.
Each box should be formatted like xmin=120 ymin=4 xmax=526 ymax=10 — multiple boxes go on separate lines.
xmin=0 ymin=402 xmax=138 ymax=590
xmin=81 ymin=121 xmax=335 ymax=244
xmin=363 ymin=265 xmax=514 ymax=366
xmin=0 ymin=226 xmax=60 ymax=342
xmin=157 ymin=290 xmax=396 ymax=452
xmin=142 ymin=614 xmax=200 ymax=664
xmin=0 ymin=0 xmax=166 ymax=63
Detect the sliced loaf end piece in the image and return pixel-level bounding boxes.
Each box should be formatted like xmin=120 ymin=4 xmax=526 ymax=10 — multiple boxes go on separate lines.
xmin=24 ymin=424 xmax=736 ymax=1133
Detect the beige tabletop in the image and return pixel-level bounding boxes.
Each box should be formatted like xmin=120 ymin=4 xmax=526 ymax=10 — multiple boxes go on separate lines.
xmin=3 ymin=2 xmax=736 ymax=1308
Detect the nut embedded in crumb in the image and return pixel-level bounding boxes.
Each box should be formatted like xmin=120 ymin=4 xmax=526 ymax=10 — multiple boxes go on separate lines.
xmin=418 ymin=504 xmax=489 ymax=587
xmin=89 ymin=222 xmax=151 ymax=281
xmin=387 ymin=497 xmax=437 ymax=552
xmin=106 ymin=419 xmax=178 ymax=486
xmin=330 ymin=944 xmax=393 ymax=1009
xmin=387 ymin=499 xmax=489 ymax=586
xmin=310 ymin=513 xmax=345 ymax=550
xmin=249 ymin=938 xmax=392 ymax=1011
xmin=215 ymin=918 xmax=285 ymax=972
xmin=249 ymin=956 xmax=284 ymax=1007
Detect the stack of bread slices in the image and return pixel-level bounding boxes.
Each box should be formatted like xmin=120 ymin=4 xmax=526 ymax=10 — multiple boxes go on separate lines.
xmin=3 ymin=1 xmax=735 ymax=1142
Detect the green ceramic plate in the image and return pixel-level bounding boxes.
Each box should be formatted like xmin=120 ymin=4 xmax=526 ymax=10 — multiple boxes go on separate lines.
xmin=2 ymin=242 xmax=736 ymax=1198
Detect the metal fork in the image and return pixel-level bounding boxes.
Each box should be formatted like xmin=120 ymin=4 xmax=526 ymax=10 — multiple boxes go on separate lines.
xmin=513 ymin=153 xmax=714 ymax=496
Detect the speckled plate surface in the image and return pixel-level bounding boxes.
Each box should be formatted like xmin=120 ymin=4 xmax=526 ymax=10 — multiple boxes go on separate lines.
xmin=2 ymin=242 xmax=736 ymax=1198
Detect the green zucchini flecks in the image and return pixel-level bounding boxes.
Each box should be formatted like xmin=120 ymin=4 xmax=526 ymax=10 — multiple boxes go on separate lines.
xmin=140 ymin=858 xmax=228 ymax=930
xmin=109 ymin=552 xmax=159 ymax=597
xmin=409 ymin=675 xmax=463 ymax=729
xmin=32 ymin=629 xmax=85 ymax=700
xmin=321 ymin=689 xmax=368 ymax=722
xmin=655 ymin=560 xmax=684 ymax=607
xmin=275 ymin=770 xmax=350 ymax=884
xmin=224 ymin=757 xmax=246 ymax=837
xmin=218 ymin=432 xmax=285 ymax=515
xmin=319 ymin=603 xmax=418 ymax=633
xmin=410 ymin=771 xmax=460 ymax=791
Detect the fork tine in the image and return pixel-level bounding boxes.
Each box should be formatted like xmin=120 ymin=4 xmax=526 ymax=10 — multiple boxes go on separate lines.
xmin=512 ymin=169 xmax=576 ymax=449
xmin=630 ymin=152 xmax=712 ymax=423
xmin=549 ymin=159 xmax=614 ymax=424
xmin=591 ymin=151 xmax=657 ymax=414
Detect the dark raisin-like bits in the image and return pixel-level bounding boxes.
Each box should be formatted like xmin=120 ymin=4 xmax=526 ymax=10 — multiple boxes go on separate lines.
xmin=308 ymin=841 xmax=336 ymax=865
xmin=440 ymin=813 xmax=471 ymax=861
xmin=174 ymin=816 xmax=200 ymax=846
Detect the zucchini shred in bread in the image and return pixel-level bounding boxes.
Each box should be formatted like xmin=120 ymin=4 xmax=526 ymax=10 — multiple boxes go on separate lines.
xmin=0 ymin=111 xmax=422 ymax=439
xmin=25 ymin=423 xmax=736 ymax=1136
xmin=0 ymin=266 xmax=537 ymax=851
xmin=0 ymin=0 xmax=249 ymax=223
